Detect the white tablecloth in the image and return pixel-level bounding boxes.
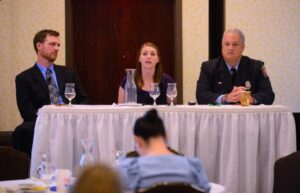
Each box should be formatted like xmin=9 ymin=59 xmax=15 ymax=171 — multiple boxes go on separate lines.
xmin=30 ymin=105 xmax=296 ymax=193
xmin=0 ymin=179 xmax=226 ymax=193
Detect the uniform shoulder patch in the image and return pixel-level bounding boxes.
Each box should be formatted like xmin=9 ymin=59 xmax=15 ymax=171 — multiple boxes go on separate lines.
xmin=261 ymin=64 xmax=269 ymax=78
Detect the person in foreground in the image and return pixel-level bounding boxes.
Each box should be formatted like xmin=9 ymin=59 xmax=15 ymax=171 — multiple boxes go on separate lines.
xmin=196 ymin=28 xmax=275 ymax=105
xmin=72 ymin=164 xmax=122 ymax=193
xmin=12 ymin=29 xmax=89 ymax=156
xmin=118 ymin=109 xmax=211 ymax=193
xmin=118 ymin=42 xmax=174 ymax=105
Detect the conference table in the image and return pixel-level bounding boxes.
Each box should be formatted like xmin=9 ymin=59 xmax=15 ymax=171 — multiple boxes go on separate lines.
xmin=30 ymin=104 xmax=296 ymax=193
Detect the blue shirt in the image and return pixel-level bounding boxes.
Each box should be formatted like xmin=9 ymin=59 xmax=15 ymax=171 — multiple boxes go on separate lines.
xmin=36 ymin=63 xmax=64 ymax=104
xmin=118 ymin=155 xmax=211 ymax=193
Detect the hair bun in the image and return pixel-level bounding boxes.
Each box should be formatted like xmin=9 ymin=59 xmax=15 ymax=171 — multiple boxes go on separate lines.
xmin=134 ymin=108 xmax=166 ymax=140
xmin=145 ymin=109 xmax=158 ymax=121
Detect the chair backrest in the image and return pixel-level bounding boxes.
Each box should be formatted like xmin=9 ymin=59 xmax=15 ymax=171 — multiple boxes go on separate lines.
xmin=126 ymin=146 xmax=184 ymax=157
xmin=273 ymin=151 xmax=300 ymax=193
xmin=0 ymin=131 xmax=13 ymax=146
xmin=136 ymin=182 xmax=204 ymax=193
xmin=0 ymin=146 xmax=30 ymax=180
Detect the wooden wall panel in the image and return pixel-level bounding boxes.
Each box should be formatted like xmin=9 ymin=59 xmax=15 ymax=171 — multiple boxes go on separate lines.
xmin=68 ymin=0 xmax=175 ymax=104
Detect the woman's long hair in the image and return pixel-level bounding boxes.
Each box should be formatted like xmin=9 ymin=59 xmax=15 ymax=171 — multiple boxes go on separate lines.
xmin=134 ymin=42 xmax=163 ymax=88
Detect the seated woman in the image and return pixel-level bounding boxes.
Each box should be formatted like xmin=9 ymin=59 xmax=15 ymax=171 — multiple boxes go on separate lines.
xmin=118 ymin=109 xmax=211 ymax=193
xmin=72 ymin=164 xmax=122 ymax=193
xmin=118 ymin=42 xmax=174 ymax=105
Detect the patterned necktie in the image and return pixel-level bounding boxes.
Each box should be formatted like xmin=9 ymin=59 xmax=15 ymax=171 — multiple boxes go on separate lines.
xmin=46 ymin=68 xmax=60 ymax=104
xmin=231 ymin=68 xmax=237 ymax=85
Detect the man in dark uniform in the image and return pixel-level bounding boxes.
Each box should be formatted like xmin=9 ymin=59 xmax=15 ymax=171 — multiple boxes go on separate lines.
xmin=196 ymin=28 xmax=275 ymax=105
xmin=12 ymin=29 xmax=89 ymax=156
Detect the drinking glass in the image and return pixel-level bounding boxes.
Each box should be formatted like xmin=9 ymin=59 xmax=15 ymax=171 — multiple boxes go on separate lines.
xmin=79 ymin=138 xmax=94 ymax=169
xmin=166 ymin=83 xmax=177 ymax=106
xmin=65 ymin=83 xmax=76 ymax=106
xmin=114 ymin=150 xmax=124 ymax=167
xmin=149 ymin=83 xmax=160 ymax=105
xmin=36 ymin=153 xmax=55 ymax=186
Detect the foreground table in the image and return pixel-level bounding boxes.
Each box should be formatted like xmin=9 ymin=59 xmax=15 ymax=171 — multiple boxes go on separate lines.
xmin=0 ymin=179 xmax=227 ymax=193
xmin=30 ymin=105 xmax=296 ymax=193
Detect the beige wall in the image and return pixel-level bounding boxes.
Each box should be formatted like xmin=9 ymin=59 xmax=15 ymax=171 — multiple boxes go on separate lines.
xmin=0 ymin=0 xmax=65 ymax=131
xmin=226 ymin=0 xmax=300 ymax=112
xmin=182 ymin=0 xmax=209 ymax=103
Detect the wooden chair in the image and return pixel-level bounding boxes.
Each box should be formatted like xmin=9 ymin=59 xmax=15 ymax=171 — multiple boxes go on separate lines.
xmin=136 ymin=182 xmax=204 ymax=193
xmin=0 ymin=131 xmax=13 ymax=146
xmin=0 ymin=146 xmax=30 ymax=180
xmin=273 ymin=151 xmax=300 ymax=193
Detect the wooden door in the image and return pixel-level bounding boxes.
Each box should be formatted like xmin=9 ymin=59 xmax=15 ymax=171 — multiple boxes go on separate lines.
xmin=67 ymin=0 xmax=175 ymax=104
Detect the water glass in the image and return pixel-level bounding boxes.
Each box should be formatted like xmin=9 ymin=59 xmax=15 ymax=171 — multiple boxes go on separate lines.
xmin=166 ymin=83 xmax=177 ymax=106
xmin=65 ymin=83 xmax=76 ymax=106
xmin=79 ymin=138 xmax=94 ymax=168
xmin=149 ymin=83 xmax=160 ymax=105
xmin=114 ymin=150 xmax=124 ymax=167
xmin=37 ymin=153 xmax=56 ymax=186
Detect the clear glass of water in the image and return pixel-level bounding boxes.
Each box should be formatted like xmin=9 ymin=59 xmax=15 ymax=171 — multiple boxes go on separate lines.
xmin=65 ymin=83 xmax=76 ymax=106
xmin=166 ymin=83 xmax=177 ymax=106
xmin=79 ymin=138 xmax=94 ymax=169
xmin=149 ymin=83 xmax=160 ymax=105
xmin=37 ymin=153 xmax=56 ymax=186
xmin=114 ymin=150 xmax=124 ymax=167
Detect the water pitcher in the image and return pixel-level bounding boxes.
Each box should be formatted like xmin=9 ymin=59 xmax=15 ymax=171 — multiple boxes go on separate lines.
xmin=124 ymin=69 xmax=137 ymax=103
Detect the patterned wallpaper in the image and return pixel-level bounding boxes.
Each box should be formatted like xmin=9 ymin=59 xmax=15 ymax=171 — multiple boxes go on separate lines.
xmin=0 ymin=0 xmax=65 ymax=131
xmin=182 ymin=0 xmax=208 ymax=103
xmin=226 ymin=0 xmax=300 ymax=112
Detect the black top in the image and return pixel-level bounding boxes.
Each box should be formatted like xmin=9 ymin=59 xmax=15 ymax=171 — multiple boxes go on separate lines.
xmin=120 ymin=74 xmax=174 ymax=105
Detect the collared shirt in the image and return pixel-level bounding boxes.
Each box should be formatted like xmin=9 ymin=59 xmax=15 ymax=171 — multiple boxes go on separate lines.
xmin=36 ymin=63 xmax=64 ymax=104
xmin=225 ymin=62 xmax=239 ymax=75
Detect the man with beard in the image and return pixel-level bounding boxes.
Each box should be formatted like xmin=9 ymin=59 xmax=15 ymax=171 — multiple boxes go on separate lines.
xmin=12 ymin=29 xmax=89 ymax=156
xmin=196 ymin=28 xmax=275 ymax=105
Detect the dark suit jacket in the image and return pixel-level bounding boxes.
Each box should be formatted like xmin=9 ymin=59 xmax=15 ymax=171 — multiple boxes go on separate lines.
xmin=16 ymin=64 xmax=89 ymax=121
xmin=196 ymin=56 xmax=275 ymax=105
